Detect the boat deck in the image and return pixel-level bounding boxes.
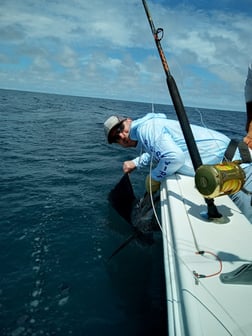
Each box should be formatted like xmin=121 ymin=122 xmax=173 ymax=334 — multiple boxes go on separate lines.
xmin=161 ymin=174 xmax=252 ymax=336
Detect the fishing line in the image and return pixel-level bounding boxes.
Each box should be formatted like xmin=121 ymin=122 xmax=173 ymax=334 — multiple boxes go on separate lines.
xmin=149 ymin=149 xmax=163 ymax=233
xmin=147 ymin=119 xmax=224 ymax=279
xmin=194 ymin=107 xmax=208 ymax=129
xmin=147 ymin=116 xmax=241 ymax=334
xmin=147 ymin=155 xmax=244 ymax=335
xmin=142 ymin=1 xmax=246 ymax=332
xmin=145 ymin=104 xmax=163 ymax=232
xmin=194 ymin=107 xmax=226 ymax=156
xmin=146 ymin=91 xmax=222 ymax=271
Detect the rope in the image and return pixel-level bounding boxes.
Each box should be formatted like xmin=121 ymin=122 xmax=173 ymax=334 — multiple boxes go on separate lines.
xmin=194 ymin=251 xmax=223 ymax=279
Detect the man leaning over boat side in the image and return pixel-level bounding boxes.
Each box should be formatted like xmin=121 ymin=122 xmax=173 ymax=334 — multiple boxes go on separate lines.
xmin=104 ymin=113 xmax=252 ymax=223
xmin=243 ymin=62 xmax=252 ymax=150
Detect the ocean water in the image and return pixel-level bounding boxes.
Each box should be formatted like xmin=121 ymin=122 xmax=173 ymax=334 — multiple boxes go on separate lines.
xmin=0 ymin=89 xmax=246 ymax=336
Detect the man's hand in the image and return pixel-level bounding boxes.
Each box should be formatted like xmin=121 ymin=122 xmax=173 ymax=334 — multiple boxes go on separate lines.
xmin=243 ymin=135 xmax=252 ymax=149
xmin=123 ymin=160 xmax=136 ymax=173
xmin=244 ymin=120 xmax=252 ymax=149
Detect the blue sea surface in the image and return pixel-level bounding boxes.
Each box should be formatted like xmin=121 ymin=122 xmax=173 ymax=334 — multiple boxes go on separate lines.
xmin=0 ymin=89 xmax=246 ymax=336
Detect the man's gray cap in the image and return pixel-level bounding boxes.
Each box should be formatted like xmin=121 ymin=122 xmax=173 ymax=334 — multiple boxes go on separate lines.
xmin=104 ymin=115 xmax=126 ymax=143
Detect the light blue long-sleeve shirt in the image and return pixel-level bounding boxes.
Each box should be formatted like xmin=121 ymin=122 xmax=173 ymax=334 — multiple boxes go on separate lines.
xmin=130 ymin=113 xmax=241 ymax=181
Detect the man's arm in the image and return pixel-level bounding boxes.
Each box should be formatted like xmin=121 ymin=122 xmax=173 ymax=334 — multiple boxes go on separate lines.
xmin=244 ymin=63 xmax=252 ymax=148
xmin=123 ymin=153 xmax=151 ymax=173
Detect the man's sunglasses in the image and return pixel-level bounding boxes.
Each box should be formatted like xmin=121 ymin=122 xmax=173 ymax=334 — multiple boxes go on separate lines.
xmin=112 ymin=122 xmax=125 ymax=143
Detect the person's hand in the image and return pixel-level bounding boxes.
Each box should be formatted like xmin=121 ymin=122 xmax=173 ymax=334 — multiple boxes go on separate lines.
xmin=243 ymin=135 xmax=252 ymax=149
xmin=145 ymin=175 xmax=160 ymax=193
xmin=123 ymin=160 xmax=136 ymax=173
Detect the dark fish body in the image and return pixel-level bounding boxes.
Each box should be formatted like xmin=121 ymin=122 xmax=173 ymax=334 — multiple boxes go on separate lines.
xmin=108 ymin=173 xmax=137 ymax=224
xmin=131 ymin=192 xmax=160 ymax=233
xmin=107 ymin=174 xmax=160 ymax=260
xmin=108 ymin=174 xmax=160 ymax=240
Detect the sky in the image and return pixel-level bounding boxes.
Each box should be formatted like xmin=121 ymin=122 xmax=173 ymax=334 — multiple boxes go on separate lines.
xmin=1 ymin=0 xmax=252 ymax=111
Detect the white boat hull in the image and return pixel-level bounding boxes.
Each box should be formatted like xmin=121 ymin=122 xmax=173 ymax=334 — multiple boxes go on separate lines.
xmin=161 ymin=174 xmax=252 ymax=336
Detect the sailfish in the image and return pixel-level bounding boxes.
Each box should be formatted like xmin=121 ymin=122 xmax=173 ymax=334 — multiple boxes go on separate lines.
xmin=107 ymin=173 xmax=160 ymax=260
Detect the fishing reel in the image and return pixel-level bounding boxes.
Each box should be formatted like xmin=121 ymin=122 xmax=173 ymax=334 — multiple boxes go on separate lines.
xmin=195 ymin=161 xmax=245 ymax=199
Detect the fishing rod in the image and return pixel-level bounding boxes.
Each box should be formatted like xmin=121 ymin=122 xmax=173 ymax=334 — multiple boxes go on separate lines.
xmin=142 ymin=0 xmax=222 ymax=219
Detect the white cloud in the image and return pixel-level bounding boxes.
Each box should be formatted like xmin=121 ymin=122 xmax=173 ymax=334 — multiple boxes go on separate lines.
xmin=0 ymin=0 xmax=251 ymax=110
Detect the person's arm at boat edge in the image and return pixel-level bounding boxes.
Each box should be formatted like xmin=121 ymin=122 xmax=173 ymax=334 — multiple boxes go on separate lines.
xmin=124 ymin=152 xmax=151 ymax=173
xmin=243 ymin=63 xmax=252 ymax=148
